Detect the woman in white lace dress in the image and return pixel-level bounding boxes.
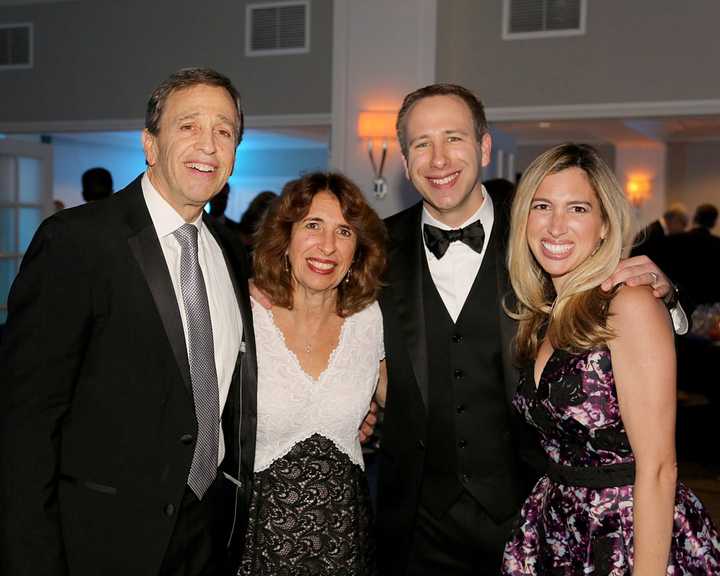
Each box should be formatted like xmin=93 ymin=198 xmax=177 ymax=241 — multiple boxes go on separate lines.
xmin=240 ymin=172 xmax=388 ymax=576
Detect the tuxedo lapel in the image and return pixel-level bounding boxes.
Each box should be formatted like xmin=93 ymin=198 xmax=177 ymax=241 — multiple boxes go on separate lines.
xmin=124 ymin=181 xmax=191 ymax=393
xmin=388 ymin=203 xmax=430 ymax=409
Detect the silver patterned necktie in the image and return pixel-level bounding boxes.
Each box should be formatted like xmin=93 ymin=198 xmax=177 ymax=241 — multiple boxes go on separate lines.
xmin=174 ymin=223 xmax=219 ymax=500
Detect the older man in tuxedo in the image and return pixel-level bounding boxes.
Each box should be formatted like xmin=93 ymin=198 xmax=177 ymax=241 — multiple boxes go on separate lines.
xmin=375 ymin=83 xmax=678 ymax=575
xmin=0 ymin=68 xmax=256 ymax=576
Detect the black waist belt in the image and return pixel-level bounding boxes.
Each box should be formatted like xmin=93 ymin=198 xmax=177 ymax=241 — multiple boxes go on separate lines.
xmin=546 ymin=460 xmax=635 ymax=488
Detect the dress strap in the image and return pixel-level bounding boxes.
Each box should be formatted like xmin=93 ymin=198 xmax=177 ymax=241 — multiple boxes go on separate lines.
xmin=546 ymin=460 xmax=635 ymax=488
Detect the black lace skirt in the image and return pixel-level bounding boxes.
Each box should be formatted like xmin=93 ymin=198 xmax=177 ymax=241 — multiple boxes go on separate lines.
xmin=240 ymin=434 xmax=377 ymax=576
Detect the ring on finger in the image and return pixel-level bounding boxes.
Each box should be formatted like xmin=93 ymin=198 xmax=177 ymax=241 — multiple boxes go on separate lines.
xmin=649 ymin=271 xmax=658 ymax=284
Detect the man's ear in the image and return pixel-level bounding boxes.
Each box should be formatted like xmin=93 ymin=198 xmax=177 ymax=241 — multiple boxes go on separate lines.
xmin=402 ymin=154 xmax=410 ymax=180
xmin=480 ymin=132 xmax=492 ymax=168
xmin=142 ymin=129 xmax=157 ymax=167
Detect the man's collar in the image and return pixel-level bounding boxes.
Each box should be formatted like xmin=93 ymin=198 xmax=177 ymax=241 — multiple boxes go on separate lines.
xmin=141 ymin=172 xmax=203 ymax=239
xmin=421 ymin=185 xmax=494 ymax=230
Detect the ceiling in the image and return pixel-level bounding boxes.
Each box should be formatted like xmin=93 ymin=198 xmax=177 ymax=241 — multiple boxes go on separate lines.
xmin=47 ymin=127 xmax=329 ymax=151
xmin=6 ymin=115 xmax=720 ymax=151
xmin=495 ymin=115 xmax=720 ymax=146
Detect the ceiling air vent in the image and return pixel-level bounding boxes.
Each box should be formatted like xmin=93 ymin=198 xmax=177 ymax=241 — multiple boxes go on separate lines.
xmin=246 ymin=1 xmax=309 ymax=57
xmin=503 ymin=0 xmax=586 ymax=40
xmin=0 ymin=23 xmax=33 ymax=70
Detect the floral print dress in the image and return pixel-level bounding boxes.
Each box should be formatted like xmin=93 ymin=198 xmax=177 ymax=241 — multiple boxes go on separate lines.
xmin=502 ymin=347 xmax=720 ymax=575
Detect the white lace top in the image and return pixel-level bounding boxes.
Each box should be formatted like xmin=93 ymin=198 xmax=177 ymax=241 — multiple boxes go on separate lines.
xmin=252 ymin=300 xmax=384 ymax=473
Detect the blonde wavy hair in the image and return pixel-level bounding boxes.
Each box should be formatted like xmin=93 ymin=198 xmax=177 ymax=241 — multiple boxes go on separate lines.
xmin=507 ymin=143 xmax=633 ymax=361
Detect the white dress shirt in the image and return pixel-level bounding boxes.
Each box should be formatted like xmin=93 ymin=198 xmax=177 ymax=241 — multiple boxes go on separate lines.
xmin=422 ymin=187 xmax=494 ymax=323
xmin=142 ymin=173 xmax=242 ymax=465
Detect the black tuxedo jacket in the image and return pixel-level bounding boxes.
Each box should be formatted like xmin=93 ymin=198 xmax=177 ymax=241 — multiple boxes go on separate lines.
xmin=376 ymin=196 xmax=543 ymax=574
xmin=0 ymin=177 xmax=257 ymax=576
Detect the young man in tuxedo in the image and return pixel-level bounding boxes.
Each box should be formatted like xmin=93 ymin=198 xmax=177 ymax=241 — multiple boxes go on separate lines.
xmin=0 ymin=68 xmax=257 ymax=576
xmin=375 ymin=83 xmax=678 ymax=575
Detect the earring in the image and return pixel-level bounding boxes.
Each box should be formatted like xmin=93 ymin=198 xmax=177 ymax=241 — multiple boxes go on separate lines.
xmin=344 ymin=267 xmax=352 ymax=285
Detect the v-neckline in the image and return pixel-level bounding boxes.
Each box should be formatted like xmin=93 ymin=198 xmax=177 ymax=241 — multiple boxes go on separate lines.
xmin=533 ymin=345 xmax=559 ymax=390
xmin=266 ymin=307 xmax=349 ymax=383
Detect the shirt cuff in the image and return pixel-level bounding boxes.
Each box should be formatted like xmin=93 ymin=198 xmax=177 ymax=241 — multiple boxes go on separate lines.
xmin=671 ymin=303 xmax=689 ymax=335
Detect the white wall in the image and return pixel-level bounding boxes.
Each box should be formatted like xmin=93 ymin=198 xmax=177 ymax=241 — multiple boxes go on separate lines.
xmin=436 ymin=0 xmax=720 ymax=108
xmin=331 ymin=0 xmax=437 ymax=218
xmin=0 ymin=0 xmax=334 ymax=128
xmin=615 ymin=142 xmax=667 ymax=233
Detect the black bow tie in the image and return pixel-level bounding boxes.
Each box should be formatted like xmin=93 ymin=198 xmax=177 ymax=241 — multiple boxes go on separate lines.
xmin=423 ymin=220 xmax=486 ymax=259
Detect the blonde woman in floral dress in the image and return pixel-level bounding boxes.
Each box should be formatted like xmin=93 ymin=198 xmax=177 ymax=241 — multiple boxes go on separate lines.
xmin=502 ymin=143 xmax=720 ymax=575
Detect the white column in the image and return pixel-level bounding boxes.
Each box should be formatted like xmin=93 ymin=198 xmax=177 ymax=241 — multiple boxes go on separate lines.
xmin=331 ymin=0 xmax=437 ymax=218
xmin=615 ymin=142 xmax=667 ymax=232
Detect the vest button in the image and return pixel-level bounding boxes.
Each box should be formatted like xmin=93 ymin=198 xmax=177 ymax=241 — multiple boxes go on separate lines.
xmin=180 ymin=433 xmax=194 ymax=445
xmin=456 ymin=404 xmax=466 ymax=414
xmin=458 ymin=439 xmax=467 ymax=448
xmin=453 ymin=369 xmax=464 ymax=379
xmin=462 ymin=473 xmax=472 ymax=483
xmin=452 ymin=333 xmax=463 ymax=343
xmin=164 ymin=504 xmax=175 ymax=517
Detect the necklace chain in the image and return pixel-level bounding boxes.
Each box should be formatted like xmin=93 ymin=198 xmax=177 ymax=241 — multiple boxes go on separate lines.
xmin=301 ymin=317 xmax=330 ymax=354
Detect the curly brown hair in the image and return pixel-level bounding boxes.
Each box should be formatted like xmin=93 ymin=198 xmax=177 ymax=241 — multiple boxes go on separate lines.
xmin=253 ymin=172 xmax=387 ymax=316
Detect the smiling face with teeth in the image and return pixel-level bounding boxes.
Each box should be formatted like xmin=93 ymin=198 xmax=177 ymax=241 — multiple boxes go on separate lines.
xmin=526 ymin=167 xmax=608 ymax=291
xmin=143 ymin=84 xmax=239 ymax=222
xmin=287 ymin=190 xmax=357 ymax=301
xmin=402 ymin=94 xmax=492 ymax=228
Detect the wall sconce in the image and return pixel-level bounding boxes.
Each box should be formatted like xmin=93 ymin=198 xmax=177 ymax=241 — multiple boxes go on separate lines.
xmin=625 ymin=175 xmax=652 ymax=207
xmin=357 ymin=111 xmax=397 ymax=199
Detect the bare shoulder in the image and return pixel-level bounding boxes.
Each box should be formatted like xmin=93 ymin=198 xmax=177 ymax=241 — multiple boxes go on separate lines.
xmin=608 ymin=284 xmax=669 ymax=332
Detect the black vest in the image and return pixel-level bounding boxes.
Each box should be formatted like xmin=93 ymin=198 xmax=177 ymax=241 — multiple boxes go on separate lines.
xmin=420 ymin=226 xmax=522 ymax=522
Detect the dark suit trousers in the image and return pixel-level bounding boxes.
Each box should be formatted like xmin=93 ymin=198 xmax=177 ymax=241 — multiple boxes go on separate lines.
xmin=406 ymin=491 xmax=516 ymax=576
xmin=159 ymin=475 xmax=227 ymax=576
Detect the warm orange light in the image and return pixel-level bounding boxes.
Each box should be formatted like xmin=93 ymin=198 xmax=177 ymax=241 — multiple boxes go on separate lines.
xmin=626 ymin=175 xmax=652 ymax=206
xmin=357 ymin=111 xmax=397 ymax=140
